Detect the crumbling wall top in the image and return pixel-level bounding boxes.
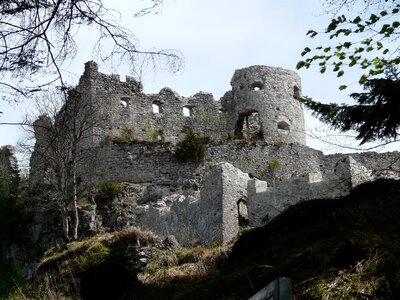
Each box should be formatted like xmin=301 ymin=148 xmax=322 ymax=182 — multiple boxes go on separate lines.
xmin=0 ymin=145 xmax=20 ymax=198
xmin=84 ymin=60 xmax=99 ymax=75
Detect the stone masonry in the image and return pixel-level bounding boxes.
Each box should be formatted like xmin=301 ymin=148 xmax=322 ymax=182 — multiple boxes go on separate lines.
xmin=0 ymin=146 xmax=20 ymax=200
xmin=28 ymin=62 xmax=400 ymax=246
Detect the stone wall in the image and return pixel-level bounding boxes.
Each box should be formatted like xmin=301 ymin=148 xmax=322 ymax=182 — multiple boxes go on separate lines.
xmin=85 ymin=141 xmax=200 ymax=187
xmin=196 ymin=163 xmax=251 ymax=245
xmin=221 ymin=65 xmax=306 ymax=144
xmin=83 ymin=141 xmax=323 ymax=188
xmin=70 ymin=136 xmax=400 ymax=246
xmin=27 ymin=61 xmax=400 ymax=247
xmin=77 ymin=61 xmax=226 ymax=145
xmin=0 ymin=146 xmax=19 ymax=198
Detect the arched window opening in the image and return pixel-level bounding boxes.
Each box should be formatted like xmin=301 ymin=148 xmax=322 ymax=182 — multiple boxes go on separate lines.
xmin=278 ymin=121 xmax=290 ymax=131
xmin=120 ymin=97 xmax=130 ymax=108
xmin=152 ymin=101 xmax=162 ymax=114
xmin=251 ymin=80 xmax=264 ymax=91
xmin=120 ymin=100 xmax=127 ymax=108
xmin=183 ymin=106 xmax=192 ymax=117
xmin=237 ymin=199 xmax=249 ymax=227
xmin=235 ymin=115 xmax=245 ymax=139
xmin=235 ymin=111 xmax=262 ymax=140
xmin=293 ymin=85 xmax=300 ymax=99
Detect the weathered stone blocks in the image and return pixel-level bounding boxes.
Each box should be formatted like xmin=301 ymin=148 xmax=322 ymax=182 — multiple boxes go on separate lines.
xmin=27 ymin=62 xmax=400 ymax=247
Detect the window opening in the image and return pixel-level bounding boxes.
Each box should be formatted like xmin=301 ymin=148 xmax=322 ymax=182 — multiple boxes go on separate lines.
xmin=293 ymin=86 xmax=300 ymax=99
xmin=120 ymin=100 xmax=128 ymax=108
xmin=278 ymin=121 xmax=290 ymax=131
xmin=152 ymin=102 xmax=162 ymax=114
xmin=120 ymin=97 xmax=130 ymax=108
xmin=237 ymin=199 xmax=249 ymax=227
xmin=235 ymin=111 xmax=262 ymax=140
xmin=251 ymin=80 xmax=264 ymax=91
xmin=183 ymin=106 xmax=192 ymax=117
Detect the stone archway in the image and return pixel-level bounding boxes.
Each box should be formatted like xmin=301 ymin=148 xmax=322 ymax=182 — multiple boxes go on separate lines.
xmin=237 ymin=199 xmax=249 ymax=227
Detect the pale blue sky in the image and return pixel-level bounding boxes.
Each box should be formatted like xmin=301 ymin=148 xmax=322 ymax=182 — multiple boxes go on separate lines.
xmin=0 ymin=0 xmax=393 ymax=153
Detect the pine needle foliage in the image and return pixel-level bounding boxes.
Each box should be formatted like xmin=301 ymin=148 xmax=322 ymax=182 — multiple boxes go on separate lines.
xmin=301 ymin=73 xmax=400 ymax=144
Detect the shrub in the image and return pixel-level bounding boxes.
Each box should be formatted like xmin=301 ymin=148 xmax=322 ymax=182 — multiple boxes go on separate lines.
xmin=145 ymin=130 xmax=164 ymax=142
xmin=271 ymin=140 xmax=284 ymax=148
xmin=175 ymin=131 xmax=205 ymax=164
xmin=233 ymin=139 xmax=249 ymax=145
xmin=98 ymin=182 xmax=121 ymax=201
xmin=226 ymin=132 xmax=235 ymax=141
xmin=111 ymin=125 xmax=135 ymax=144
xmin=0 ymin=260 xmax=26 ymax=298
xmin=268 ymin=159 xmax=281 ymax=171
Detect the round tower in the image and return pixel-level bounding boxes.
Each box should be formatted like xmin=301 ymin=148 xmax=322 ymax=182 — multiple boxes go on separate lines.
xmin=221 ymin=65 xmax=306 ymax=145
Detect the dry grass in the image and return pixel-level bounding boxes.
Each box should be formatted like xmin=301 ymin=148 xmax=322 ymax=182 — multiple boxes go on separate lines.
xmin=19 ymin=179 xmax=400 ymax=299
xmin=298 ymin=250 xmax=392 ymax=299
xmin=139 ymin=245 xmax=228 ymax=285
xmin=37 ymin=227 xmax=160 ymax=274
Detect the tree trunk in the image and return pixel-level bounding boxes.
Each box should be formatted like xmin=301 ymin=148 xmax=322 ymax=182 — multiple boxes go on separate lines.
xmin=72 ymin=162 xmax=79 ymax=240
xmin=60 ymin=202 xmax=70 ymax=241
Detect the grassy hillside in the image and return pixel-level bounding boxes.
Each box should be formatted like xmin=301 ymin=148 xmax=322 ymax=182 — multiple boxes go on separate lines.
xmin=141 ymin=178 xmax=400 ymax=299
xmin=224 ymin=178 xmax=400 ymax=299
xmin=5 ymin=178 xmax=400 ymax=299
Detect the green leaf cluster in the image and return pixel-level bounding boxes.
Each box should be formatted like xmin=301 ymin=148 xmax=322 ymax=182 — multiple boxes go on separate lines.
xmin=297 ymin=4 xmax=400 ymax=87
xmin=175 ymin=131 xmax=205 ymax=164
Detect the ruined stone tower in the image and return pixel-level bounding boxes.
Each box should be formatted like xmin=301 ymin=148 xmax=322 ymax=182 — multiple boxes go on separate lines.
xmin=221 ymin=65 xmax=306 ymax=144
xmin=26 ymin=62 xmax=400 ymax=247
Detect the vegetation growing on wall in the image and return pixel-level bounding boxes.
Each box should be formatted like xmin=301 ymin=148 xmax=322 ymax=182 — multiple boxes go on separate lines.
xmin=145 ymin=130 xmax=164 ymax=142
xmin=110 ymin=126 xmax=136 ymax=144
xmin=98 ymin=182 xmax=121 ymax=202
xmin=271 ymin=140 xmax=284 ymax=148
xmin=268 ymin=159 xmax=281 ymax=171
xmin=175 ymin=131 xmax=205 ymax=164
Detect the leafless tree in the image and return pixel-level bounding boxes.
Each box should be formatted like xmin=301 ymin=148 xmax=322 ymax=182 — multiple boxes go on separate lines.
xmin=322 ymin=0 xmax=398 ymax=15
xmin=0 ymin=0 xmax=183 ymax=103
xmin=22 ymin=89 xmax=105 ymax=240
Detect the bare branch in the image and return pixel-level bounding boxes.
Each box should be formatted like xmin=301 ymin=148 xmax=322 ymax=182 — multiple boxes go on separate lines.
xmin=0 ymin=0 xmax=183 ymax=101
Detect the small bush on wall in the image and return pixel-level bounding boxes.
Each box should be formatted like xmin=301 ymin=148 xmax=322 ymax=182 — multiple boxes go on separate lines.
xmin=98 ymin=182 xmax=121 ymax=201
xmin=145 ymin=130 xmax=164 ymax=142
xmin=268 ymin=159 xmax=281 ymax=171
xmin=175 ymin=131 xmax=205 ymax=164
xmin=109 ymin=125 xmax=135 ymax=144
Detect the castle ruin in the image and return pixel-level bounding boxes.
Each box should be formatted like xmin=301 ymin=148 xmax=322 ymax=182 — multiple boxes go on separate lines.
xmin=28 ymin=61 xmax=400 ymax=246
